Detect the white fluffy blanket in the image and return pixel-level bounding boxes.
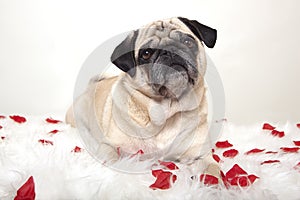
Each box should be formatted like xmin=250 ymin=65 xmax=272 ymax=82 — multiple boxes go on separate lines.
xmin=0 ymin=115 xmax=300 ymax=200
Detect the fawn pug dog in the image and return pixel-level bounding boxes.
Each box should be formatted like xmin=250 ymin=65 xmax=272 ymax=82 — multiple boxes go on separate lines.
xmin=66 ymin=17 xmax=219 ymax=176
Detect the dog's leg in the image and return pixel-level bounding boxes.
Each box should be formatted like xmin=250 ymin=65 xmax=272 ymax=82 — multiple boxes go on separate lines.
xmin=65 ymin=105 xmax=76 ymax=127
xmin=202 ymin=153 xmax=220 ymax=178
xmin=183 ymin=153 xmax=220 ymax=180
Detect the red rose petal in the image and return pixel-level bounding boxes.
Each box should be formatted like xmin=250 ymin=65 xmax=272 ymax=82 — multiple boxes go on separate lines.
xmin=117 ymin=148 xmax=145 ymax=159
xmin=116 ymin=147 xmax=121 ymax=157
xmin=294 ymin=162 xmax=300 ymax=169
xmin=220 ymin=170 xmax=226 ymax=179
xmin=150 ymin=170 xmax=177 ymax=190
xmin=223 ymin=149 xmax=239 ymax=158
xmin=225 ymin=164 xmax=248 ymax=180
xmin=237 ymin=177 xmax=248 ymax=187
xmin=200 ymin=174 xmax=219 ymax=185
xmin=265 ymin=151 xmax=278 ymax=154
xmin=262 ymin=123 xmax=285 ymax=138
xmin=1 ymin=136 xmax=5 ymax=140
xmin=10 ymin=115 xmax=26 ymax=123
xmin=72 ymin=146 xmax=82 ymax=153
xmin=152 ymin=169 xmax=163 ymax=177
xmin=261 ymin=160 xmax=280 ymax=165
xmin=0 ymin=115 xmax=5 ymax=119
xmin=159 ymin=161 xmax=179 ymax=170
xmin=212 ymin=149 xmax=215 ymax=153
xmin=220 ymin=170 xmax=231 ymax=188
xmin=247 ymin=174 xmax=259 ymax=184
xmin=223 ymin=164 xmax=259 ymax=187
xmin=245 ymin=148 xmax=265 ymax=155
xmin=293 ymin=141 xmax=300 ymax=146
xmin=38 ymin=139 xmax=53 ymax=146
xmin=212 ymin=154 xmax=222 ymax=163
xmin=280 ymin=147 xmax=300 ymax=153
xmin=130 ymin=149 xmax=144 ymax=158
xmin=296 ymin=124 xmax=300 ymax=129
xmin=45 ymin=118 xmax=62 ymax=124
xmin=262 ymin=123 xmax=276 ymax=130
xmin=0 ymin=125 xmax=2 ymax=129
xmin=136 ymin=149 xmax=144 ymax=155
xmin=14 ymin=176 xmax=35 ymax=200
xmin=49 ymin=129 xmax=59 ymax=134
xmin=271 ymin=130 xmax=285 ymax=138
xmin=230 ymin=176 xmax=247 ymax=186
xmin=220 ymin=170 xmax=225 ymax=179
xmin=117 ymin=147 xmax=121 ymax=157
xmin=216 ymin=140 xmax=233 ymax=148
xmin=230 ymin=175 xmax=258 ymax=187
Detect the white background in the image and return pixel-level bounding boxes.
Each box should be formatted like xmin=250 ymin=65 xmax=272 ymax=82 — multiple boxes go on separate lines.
xmin=0 ymin=0 xmax=299 ymax=124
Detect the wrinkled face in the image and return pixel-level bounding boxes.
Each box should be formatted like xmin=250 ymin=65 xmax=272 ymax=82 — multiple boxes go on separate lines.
xmin=134 ymin=19 xmax=205 ymax=99
xmin=111 ymin=17 xmax=217 ymax=100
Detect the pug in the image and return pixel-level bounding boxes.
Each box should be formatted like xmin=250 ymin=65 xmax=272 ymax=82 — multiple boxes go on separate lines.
xmin=66 ymin=17 xmax=219 ymax=177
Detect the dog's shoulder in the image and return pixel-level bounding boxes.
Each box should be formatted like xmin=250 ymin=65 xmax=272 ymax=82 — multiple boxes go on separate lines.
xmin=92 ymin=74 xmax=119 ymax=108
xmin=89 ymin=74 xmax=113 ymax=85
xmin=88 ymin=74 xmax=119 ymax=90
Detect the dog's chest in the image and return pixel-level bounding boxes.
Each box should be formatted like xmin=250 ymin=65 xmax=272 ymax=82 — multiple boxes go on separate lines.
xmin=107 ymin=108 xmax=200 ymax=155
xmin=95 ymin=77 xmax=206 ymax=155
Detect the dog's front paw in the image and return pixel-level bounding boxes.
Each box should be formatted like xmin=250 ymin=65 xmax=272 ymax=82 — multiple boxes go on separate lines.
xmin=181 ymin=153 xmax=220 ymax=180
xmin=204 ymin=162 xmax=220 ymax=178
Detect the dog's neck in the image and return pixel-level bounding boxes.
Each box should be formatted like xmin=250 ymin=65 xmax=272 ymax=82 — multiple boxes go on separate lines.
xmin=111 ymin=73 xmax=206 ymax=138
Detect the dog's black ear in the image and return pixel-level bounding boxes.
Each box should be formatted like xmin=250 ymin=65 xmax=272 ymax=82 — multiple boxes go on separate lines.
xmin=178 ymin=17 xmax=217 ymax=48
xmin=111 ymin=30 xmax=138 ymax=77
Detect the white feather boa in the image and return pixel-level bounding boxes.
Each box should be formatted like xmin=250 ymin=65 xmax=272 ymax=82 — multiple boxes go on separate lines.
xmin=0 ymin=115 xmax=300 ymax=199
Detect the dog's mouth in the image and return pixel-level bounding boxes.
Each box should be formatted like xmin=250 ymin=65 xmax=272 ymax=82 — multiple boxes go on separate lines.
xmin=149 ymin=62 xmax=197 ymax=99
xmin=152 ymin=84 xmax=174 ymax=98
xmin=145 ymin=48 xmax=199 ymax=99
xmin=171 ymin=63 xmax=196 ymax=85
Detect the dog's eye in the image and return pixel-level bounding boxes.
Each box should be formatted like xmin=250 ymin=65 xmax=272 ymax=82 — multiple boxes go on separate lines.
xmin=141 ymin=48 xmax=153 ymax=60
xmin=183 ymin=38 xmax=194 ymax=48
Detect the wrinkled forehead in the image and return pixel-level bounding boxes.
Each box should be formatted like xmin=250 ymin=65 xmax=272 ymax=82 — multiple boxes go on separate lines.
xmin=135 ymin=17 xmax=198 ymax=49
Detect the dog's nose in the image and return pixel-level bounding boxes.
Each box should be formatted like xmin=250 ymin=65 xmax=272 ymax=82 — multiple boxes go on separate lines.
xmin=158 ymin=50 xmax=185 ymax=66
xmin=160 ymin=50 xmax=171 ymax=56
xmin=158 ymin=50 xmax=172 ymax=63
xmin=159 ymin=50 xmax=180 ymax=60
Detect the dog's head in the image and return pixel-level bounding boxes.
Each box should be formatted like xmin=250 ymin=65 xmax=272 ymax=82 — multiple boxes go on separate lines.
xmin=111 ymin=17 xmax=217 ymax=99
